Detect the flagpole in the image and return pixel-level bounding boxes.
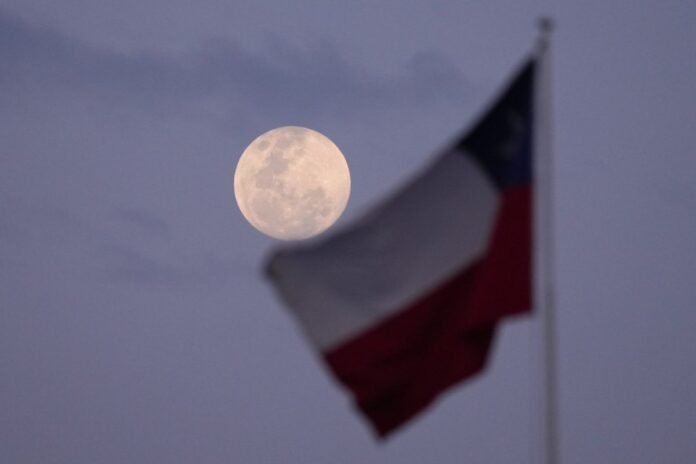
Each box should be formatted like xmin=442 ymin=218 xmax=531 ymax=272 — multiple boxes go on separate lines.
xmin=533 ymin=17 xmax=560 ymax=464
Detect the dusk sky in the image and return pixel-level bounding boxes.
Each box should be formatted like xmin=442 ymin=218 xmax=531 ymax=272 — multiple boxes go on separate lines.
xmin=2 ymin=1 xmax=695 ymax=463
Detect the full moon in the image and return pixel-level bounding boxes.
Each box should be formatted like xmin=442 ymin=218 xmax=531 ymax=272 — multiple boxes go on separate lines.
xmin=234 ymin=126 xmax=351 ymax=240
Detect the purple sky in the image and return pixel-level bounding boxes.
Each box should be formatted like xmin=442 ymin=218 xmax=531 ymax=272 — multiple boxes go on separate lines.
xmin=2 ymin=1 xmax=695 ymax=463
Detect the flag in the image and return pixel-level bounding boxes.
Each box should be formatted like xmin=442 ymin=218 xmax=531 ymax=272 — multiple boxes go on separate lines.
xmin=266 ymin=57 xmax=536 ymax=438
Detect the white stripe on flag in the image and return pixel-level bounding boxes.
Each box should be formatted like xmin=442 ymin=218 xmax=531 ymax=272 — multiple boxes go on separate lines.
xmin=267 ymin=150 xmax=499 ymax=350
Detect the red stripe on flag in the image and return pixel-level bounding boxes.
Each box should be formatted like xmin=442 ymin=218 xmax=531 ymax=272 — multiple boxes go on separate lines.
xmin=324 ymin=185 xmax=532 ymax=438
xmin=464 ymin=185 xmax=533 ymax=326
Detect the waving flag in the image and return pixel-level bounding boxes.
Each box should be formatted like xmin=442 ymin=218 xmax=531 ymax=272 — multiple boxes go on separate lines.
xmin=266 ymin=58 xmax=536 ymax=437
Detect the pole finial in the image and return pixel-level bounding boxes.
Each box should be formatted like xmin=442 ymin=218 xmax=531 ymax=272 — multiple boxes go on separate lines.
xmin=538 ymin=17 xmax=554 ymax=32
xmin=536 ymin=17 xmax=554 ymax=53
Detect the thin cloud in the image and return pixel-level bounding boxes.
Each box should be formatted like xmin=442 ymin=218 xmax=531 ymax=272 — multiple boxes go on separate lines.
xmin=111 ymin=208 xmax=172 ymax=239
xmin=0 ymin=9 xmax=470 ymax=122
xmin=0 ymin=203 xmax=239 ymax=286
xmin=97 ymin=242 xmax=238 ymax=286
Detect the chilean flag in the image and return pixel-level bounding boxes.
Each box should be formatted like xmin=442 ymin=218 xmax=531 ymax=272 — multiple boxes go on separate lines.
xmin=266 ymin=58 xmax=536 ymax=438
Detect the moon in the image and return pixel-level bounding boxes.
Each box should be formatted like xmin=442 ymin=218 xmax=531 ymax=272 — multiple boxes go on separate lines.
xmin=234 ymin=126 xmax=351 ymax=240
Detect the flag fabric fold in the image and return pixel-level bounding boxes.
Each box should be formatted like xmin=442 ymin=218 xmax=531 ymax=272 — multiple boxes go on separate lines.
xmin=266 ymin=57 xmax=536 ymax=437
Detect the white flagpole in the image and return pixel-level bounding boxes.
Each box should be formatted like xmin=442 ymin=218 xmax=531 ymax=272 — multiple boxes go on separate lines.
xmin=533 ymin=17 xmax=560 ymax=464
